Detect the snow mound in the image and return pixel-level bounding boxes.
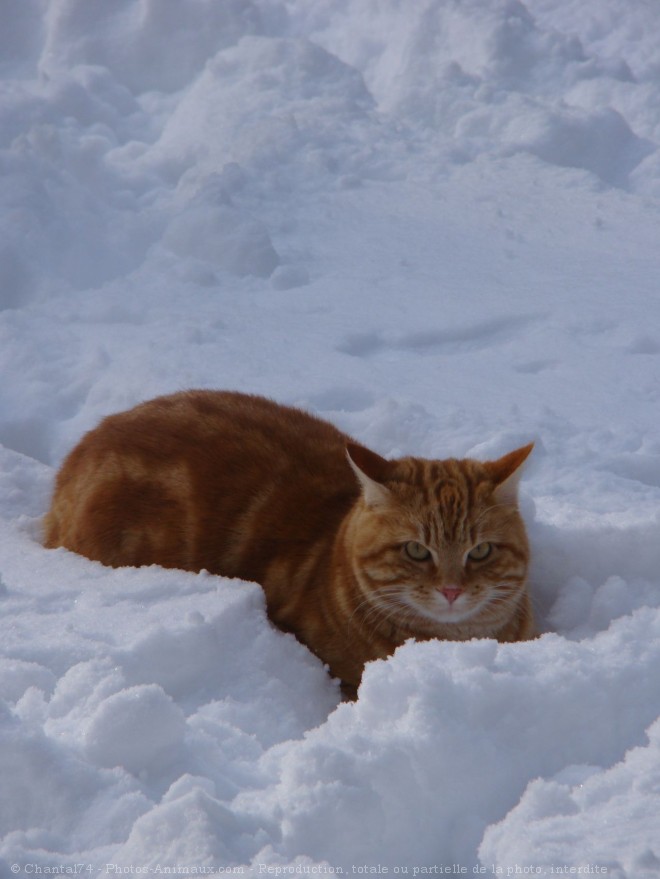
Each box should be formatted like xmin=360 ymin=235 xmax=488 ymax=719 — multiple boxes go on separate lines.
xmin=2 ymin=0 xmax=660 ymax=871
xmin=40 ymin=0 xmax=264 ymax=94
xmin=83 ymin=684 xmax=187 ymax=775
xmin=480 ymin=717 xmax=660 ymax=875
xmin=164 ymin=195 xmax=280 ymax=278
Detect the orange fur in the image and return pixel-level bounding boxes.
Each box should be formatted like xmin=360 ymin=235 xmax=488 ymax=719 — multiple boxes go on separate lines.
xmin=44 ymin=391 xmax=535 ymax=696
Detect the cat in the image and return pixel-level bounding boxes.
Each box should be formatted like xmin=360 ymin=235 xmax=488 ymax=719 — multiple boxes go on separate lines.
xmin=44 ymin=390 xmax=535 ymax=697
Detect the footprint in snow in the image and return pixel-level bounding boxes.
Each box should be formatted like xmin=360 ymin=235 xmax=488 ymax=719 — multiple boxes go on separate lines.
xmin=337 ymin=315 xmax=540 ymax=358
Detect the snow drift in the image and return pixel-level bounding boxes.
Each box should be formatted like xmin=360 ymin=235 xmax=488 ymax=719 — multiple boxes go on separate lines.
xmin=2 ymin=0 xmax=660 ymax=875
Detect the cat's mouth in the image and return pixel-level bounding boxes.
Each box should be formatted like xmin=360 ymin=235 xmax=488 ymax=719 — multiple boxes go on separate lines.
xmin=376 ymin=588 xmax=483 ymax=628
xmin=410 ymin=598 xmax=479 ymax=626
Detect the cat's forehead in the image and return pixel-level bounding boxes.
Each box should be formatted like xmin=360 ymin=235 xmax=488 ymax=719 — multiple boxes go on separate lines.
xmin=389 ymin=457 xmax=493 ymax=537
xmin=393 ymin=456 xmax=490 ymax=501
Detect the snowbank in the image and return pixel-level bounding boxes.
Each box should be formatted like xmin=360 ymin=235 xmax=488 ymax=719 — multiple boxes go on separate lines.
xmin=2 ymin=0 xmax=660 ymax=873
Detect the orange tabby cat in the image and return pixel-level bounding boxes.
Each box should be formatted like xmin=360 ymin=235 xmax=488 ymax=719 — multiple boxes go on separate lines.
xmin=44 ymin=391 xmax=535 ymax=696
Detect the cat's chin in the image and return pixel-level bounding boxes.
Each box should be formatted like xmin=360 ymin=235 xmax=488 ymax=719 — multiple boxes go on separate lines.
xmin=416 ymin=605 xmax=478 ymax=626
xmin=396 ymin=594 xmax=484 ymax=628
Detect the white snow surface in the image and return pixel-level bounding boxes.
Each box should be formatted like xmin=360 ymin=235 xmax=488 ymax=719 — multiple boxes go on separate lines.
xmin=2 ymin=0 xmax=660 ymax=875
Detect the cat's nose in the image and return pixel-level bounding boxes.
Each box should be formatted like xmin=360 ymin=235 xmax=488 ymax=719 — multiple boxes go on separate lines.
xmin=442 ymin=587 xmax=462 ymax=605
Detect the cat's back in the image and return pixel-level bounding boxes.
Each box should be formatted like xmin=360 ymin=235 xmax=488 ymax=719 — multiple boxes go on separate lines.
xmin=44 ymin=391 xmax=359 ymax=571
xmin=62 ymin=390 xmax=348 ymax=462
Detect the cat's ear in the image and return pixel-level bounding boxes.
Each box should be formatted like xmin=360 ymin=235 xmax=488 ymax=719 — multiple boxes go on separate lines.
xmin=486 ymin=443 xmax=534 ymax=506
xmin=346 ymin=443 xmax=391 ymax=507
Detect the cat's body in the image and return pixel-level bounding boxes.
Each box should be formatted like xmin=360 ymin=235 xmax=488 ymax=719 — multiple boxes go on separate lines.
xmin=44 ymin=391 xmax=535 ymax=695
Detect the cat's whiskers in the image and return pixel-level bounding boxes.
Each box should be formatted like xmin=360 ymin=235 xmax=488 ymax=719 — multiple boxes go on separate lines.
xmin=351 ymin=586 xmax=408 ymax=630
xmin=349 ymin=589 xmax=387 ymax=625
xmin=354 ymin=596 xmax=392 ymax=629
xmin=476 ymin=586 xmax=528 ymax=624
xmin=528 ymin=592 xmax=545 ymax=628
xmin=355 ymin=582 xmax=438 ymax=638
xmin=383 ymin=604 xmax=422 ymax=634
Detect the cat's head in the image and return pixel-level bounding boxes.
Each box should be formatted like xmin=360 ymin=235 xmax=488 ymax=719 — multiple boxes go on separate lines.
xmin=345 ymin=441 xmax=533 ymax=636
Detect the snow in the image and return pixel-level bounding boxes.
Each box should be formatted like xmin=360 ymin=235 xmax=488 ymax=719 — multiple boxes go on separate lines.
xmin=1 ymin=0 xmax=660 ymax=874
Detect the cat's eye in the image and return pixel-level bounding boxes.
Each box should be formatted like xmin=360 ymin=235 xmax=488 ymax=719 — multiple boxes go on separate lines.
xmin=467 ymin=542 xmax=492 ymax=562
xmin=405 ymin=541 xmax=432 ymax=562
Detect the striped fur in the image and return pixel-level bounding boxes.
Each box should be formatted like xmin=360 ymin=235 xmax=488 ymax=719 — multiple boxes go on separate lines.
xmin=44 ymin=391 xmax=535 ymax=696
